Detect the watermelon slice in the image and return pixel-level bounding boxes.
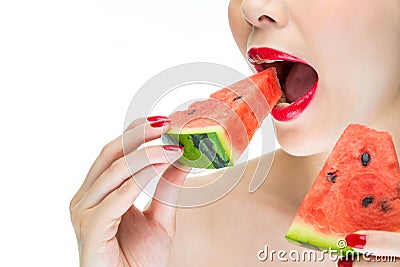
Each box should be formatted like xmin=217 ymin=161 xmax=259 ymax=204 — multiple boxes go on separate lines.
xmin=286 ymin=124 xmax=400 ymax=252
xmin=162 ymin=68 xmax=282 ymax=169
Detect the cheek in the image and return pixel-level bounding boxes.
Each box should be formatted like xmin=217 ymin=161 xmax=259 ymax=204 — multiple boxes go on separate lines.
xmin=228 ymin=0 xmax=251 ymax=56
xmin=300 ymin=3 xmax=400 ymax=115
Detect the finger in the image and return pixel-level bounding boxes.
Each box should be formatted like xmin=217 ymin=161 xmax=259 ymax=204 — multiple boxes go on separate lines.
xmin=78 ymin=145 xmax=184 ymax=209
xmin=145 ymin=163 xmax=191 ymax=237
xmin=84 ymin=117 xmax=150 ymax=190
xmin=122 ymin=116 xmax=171 ymax=156
xmin=93 ymin=163 xmax=170 ymax=222
xmin=70 ymin=116 xmax=171 ymax=207
xmin=124 ymin=117 xmax=147 ymax=131
xmin=346 ymin=231 xmax=400 ymax=257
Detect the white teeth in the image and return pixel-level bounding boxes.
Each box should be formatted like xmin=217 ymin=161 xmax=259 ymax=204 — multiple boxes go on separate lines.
xmin=275 ymin=102 xmax=290 ymax=109
xmin=277 ymin=91 xmax=288 ymax=104
xmin=257 ymin=59 xmax=284 ymax=64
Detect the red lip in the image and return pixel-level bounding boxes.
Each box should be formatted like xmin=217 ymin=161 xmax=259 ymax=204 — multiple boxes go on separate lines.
xmin=247 ymin=47 xmax=318 ymax=122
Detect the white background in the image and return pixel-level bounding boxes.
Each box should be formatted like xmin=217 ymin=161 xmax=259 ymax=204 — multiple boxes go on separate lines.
xmin=0 ymin=1 xmax=266 ymax=266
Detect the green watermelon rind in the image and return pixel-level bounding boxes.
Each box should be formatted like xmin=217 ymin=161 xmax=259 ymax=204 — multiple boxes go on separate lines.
xmin=285 ymin=219 xmax=356 ymax=255
xmin=285 ymin=124 xmax=400 ymax=256
xmin=163 ymin=126 xmax=233 ymax=169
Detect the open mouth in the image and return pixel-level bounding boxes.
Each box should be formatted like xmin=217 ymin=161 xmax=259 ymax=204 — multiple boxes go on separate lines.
xmin=247 ymin=47 xmax=319 ymax=121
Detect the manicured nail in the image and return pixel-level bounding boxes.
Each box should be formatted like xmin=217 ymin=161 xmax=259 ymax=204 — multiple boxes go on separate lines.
xmin=149 ymin=120 xmax=170 ymax=128
xmin=337 ymin=258 xmax=353 ymax=267
xmin=147 ymin=115 xmax=168 ymax=122
xmin=162 ymin=145 xmax=184 ymax=152
xmin=147 ymin=116 xmax=170 ymax=128
xmin=345 ymin=234 xmax=367 ymax=249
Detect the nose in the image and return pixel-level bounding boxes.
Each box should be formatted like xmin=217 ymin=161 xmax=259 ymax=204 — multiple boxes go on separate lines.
xmin=241 ymin=0 xmax=289 ymax=29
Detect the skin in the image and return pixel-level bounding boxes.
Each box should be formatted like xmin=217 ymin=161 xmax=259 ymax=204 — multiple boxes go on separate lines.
xmin=232 ymin=0 xmax=400 ymax=156
xmin=70 ymin=0 xmax=400 ymax=266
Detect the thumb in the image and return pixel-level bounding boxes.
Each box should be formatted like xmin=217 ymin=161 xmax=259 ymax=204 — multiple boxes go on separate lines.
xmin=145 ymin=162 xmax=191 ymax=237
xmin=345 ymin=230 xmax=400 ymax=257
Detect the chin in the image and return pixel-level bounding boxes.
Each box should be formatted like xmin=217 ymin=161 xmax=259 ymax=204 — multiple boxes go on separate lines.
xmin=278 ymin=139 xmax=322 ymax=157
xmin=274 ymin=124 xmax=336 ymax=157
xmin=279 ymin=142 xmax=323 ymax=157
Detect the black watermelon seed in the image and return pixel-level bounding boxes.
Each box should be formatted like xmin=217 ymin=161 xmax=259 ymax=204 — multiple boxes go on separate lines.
xmin=326 ymin=172 xmax=337 ymax=183
xmin=381 ymin=200 xmax=390 ymax=212
xmin=362 ymin=196 xmax=374 ymax=207
xmin=188 ymin=109 xmax=196 ymax=115
xmin=233 ymin=95 xmax=243 ymax=101
xmin=361 ymin=153 xmax=370 ymax=166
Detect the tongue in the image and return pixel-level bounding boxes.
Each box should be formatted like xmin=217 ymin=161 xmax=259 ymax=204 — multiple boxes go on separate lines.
xmin=284 ymin=62 xmax=318 ymax=103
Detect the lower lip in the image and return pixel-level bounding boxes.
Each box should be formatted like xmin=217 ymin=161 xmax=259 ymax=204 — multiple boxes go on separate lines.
xmin=271 ymin=80 xmax=318 ymax=122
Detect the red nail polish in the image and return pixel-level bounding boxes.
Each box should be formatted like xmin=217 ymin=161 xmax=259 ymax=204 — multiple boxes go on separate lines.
xmin=337 ymin=258 xmax=353 ymax=267
xmin=147 ymin=115 xmax=169 ymax=122
xmin=149 ymin=120 xmax=170 ymax=128
xmin=162 ymin=145 xmax=184 ymax=151
xmin=345 ymin=234 xmax=366 ymax=249
xmin=147 ymin=116 xmax=170 ymax=128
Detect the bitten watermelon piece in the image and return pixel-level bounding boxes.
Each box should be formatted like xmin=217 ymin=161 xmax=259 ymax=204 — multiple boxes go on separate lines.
xmin=162 ymin=68 xmax=282 ymax=169
xmin=286 ymin=124 xmax=400 ymax=252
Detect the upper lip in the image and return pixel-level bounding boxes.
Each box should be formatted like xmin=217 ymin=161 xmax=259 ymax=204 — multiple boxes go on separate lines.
xmin=247 ymin=47 xmax=306 ymax=71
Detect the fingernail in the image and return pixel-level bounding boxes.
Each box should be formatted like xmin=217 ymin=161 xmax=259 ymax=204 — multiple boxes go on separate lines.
xmin=149 ymin=120 xmax=170 ymax=128
xmin=345 ymin=234 xmax=366 ymax=249
xmin=162 ymin=145 xmax=184 ymax=152
xmin=147 ymin=116 xmax=170 ymax=128
xmin=337 ymin=258 xmax=353 ymax=267
xmin=147 ymin=115 xmax=168 ymax=122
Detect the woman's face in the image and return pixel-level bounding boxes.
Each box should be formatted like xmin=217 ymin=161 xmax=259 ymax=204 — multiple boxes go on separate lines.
xmin=228 ymin=0 xmax=400 ymax=156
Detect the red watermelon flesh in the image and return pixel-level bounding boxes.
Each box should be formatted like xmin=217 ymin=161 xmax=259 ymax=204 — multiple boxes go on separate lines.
xmin=163 ymin=68 xmax=282 ymax=169
xmin=168 ymin=99 xmax=248 ymax=164
xmin=210 ymin=68 xmax=282 ymax=140
xmin=286 ymin=124 xmax=400 ymax=251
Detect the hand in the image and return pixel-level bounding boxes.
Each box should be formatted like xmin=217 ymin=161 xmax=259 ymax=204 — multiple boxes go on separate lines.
xmin=70 ymin=116 xmax=189 ymax=267
xmin=338 ymin=231 xmax=400 ymax=266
